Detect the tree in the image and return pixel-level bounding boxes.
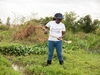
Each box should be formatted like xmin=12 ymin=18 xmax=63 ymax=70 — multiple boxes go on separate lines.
xmin=63 ymin=11 xmax=78 ymax=32
xmin=77 ymin=15 xmax=99 ymax=33
xmin=6 ymin=17 xmax=10 ymax=26
xmin=39 ymin=17 xmax=53 ymax=25
xmin=92 ymin=19 xmax=100 ymax=28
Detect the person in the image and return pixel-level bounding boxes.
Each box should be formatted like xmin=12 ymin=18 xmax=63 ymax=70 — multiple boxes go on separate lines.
xmin=43 ymin=13 xmax=66 ymax=65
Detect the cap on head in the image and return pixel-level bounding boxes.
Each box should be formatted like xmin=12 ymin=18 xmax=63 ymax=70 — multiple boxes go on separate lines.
xmin=54 ymin=13 xmax=63 ymax=19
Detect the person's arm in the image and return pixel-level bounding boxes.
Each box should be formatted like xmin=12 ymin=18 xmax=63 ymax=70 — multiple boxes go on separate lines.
xmin=57 ymin=31 xmax=66 ymax=40
xmin=61 ymin=31 xmax=66 ymax=38
xmin=43 ymin=26 xmax=49 ymax=34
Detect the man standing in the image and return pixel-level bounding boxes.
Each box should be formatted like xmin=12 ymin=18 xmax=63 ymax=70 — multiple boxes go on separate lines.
xmin=43 ymin=13 xmax=66 ymax=65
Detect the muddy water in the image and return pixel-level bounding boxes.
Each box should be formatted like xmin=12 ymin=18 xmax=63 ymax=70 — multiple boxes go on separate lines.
xmin=12 ymin=64 xmax=23 ymax=71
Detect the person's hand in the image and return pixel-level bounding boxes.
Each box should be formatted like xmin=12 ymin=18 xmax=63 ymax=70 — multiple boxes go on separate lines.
xmin=57 ymin=37 xmax=62 ymax=40
xmin=44 ymin=29 xmax=48 ymax=34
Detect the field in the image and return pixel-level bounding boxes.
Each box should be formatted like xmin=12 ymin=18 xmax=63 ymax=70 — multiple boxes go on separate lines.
xmin=0 ymin=23 xmax=100 ymax=75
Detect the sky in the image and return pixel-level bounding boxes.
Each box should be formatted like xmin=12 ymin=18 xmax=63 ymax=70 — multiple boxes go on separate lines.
xmin=0 ymin=0 xmax=100 ymax=24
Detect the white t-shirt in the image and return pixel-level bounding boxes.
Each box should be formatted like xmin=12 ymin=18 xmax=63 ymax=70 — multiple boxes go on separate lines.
xmin=46 ymin=21 xmax=66 ymax=41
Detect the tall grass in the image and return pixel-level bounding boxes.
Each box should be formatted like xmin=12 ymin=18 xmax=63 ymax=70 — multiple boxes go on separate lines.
xmin=13 ymin=22 xmax=48 ymax=43
xmin=63 ymin=31 xmax=100 ymax=54
xmin=0 ymin=24 xmax=100 ymax=53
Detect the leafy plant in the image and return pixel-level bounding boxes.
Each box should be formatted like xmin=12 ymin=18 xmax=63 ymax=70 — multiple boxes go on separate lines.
xmin=0 ymin=43 xmax=48 ymax=56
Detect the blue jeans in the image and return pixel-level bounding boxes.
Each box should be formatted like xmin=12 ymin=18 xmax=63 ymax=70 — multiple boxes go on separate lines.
xmin=47 ymin=40 xmax=63 ymax=61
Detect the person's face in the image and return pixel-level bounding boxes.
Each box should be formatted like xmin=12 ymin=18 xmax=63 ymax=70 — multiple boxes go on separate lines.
xmin=56 ymin=18 xmax=62 ymax=24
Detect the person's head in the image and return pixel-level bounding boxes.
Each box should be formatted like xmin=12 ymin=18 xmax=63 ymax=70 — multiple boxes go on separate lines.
xmin=54 ymin=13 xmax=63 ymax=24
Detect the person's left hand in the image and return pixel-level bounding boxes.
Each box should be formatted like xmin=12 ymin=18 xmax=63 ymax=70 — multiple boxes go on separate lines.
xmin=57 ymin=37 xmax=62 ymax=40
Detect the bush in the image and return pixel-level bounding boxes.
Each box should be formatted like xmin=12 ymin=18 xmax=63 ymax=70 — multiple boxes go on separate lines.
xmin=0 ymin=35 xmax=3 ymax=42
xmin=95 ymin=27 xmax=100 ymax=36
xmin=0 ymin=43 xmax=48 ymax=56
xmin=0 ymin=25 xmax=10 ymax=30
xmin=13 ymin=22 xmax=47 ymax=43
xmin=89 ymin=38 xmax=100 ymax=54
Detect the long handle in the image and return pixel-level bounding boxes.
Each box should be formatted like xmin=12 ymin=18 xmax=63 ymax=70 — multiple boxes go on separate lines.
xmin=50 ymin=35 xmax=58 ymax=38
xmin=50 ymin=35 xmax=72 ymax=44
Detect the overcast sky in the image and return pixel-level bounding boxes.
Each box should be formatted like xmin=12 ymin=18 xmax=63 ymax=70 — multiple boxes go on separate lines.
xmin=0 ymin=0 xmax=100 ymax=24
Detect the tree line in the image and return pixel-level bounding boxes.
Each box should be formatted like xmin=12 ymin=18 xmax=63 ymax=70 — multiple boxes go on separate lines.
xmin=0 ymin=11 xmax=100 ymax=33
xmin=31 ymin=11 xmax=100 ymax=33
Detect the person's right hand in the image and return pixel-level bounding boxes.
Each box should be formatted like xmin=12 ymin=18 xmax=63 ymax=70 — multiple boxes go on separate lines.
xmin=44 ymin=29 xmax=48 ymax=34
xmin=57 ymin=37 xmax=62 ymax=40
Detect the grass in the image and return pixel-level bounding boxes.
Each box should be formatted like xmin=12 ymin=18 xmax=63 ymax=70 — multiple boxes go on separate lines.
xmin=0 ymin=54 xmax=22 ymax=75
xmin=5 ymin=50 xmax=100 ymax=75
xmin=64 ymin=31 xmax=100 ymax=54
xmin=13 ymin=22 xmax=47 ymax=43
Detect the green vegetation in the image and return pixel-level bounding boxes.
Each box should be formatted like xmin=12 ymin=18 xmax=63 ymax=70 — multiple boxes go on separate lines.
xmin=63 ymin=12 xmax=100 ymax=33
xmin=0 ymin=12 xmax=100 ymax=75
xmin=5 ymin=50 xmax=100 ymax=75
xmin=0 ymin=25 xmax=10 ymax=30
xmin=0 ymin=54 xmax=21 ymax=75
xmin=0 ymin=44 xmax=47 ymax=56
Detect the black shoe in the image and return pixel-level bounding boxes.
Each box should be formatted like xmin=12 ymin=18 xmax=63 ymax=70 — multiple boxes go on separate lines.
xmin=47 ymin=60 xmax=51 ymax=65
xmin=59 ymin=61 xmax=64 ymax=65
